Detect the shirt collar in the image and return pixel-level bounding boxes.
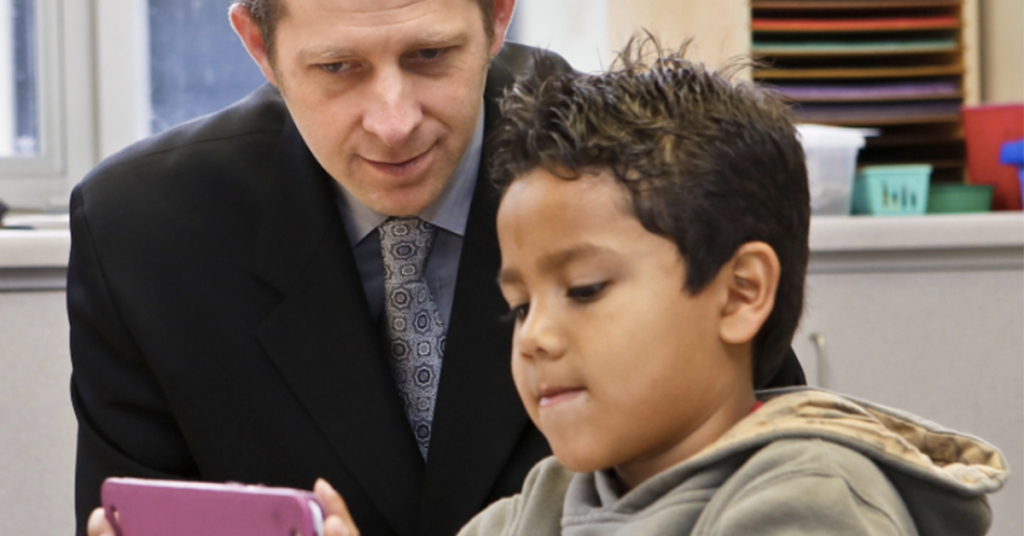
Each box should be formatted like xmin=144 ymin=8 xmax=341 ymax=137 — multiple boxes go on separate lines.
xmin=335 ymin=108 xmax=484 ymax=246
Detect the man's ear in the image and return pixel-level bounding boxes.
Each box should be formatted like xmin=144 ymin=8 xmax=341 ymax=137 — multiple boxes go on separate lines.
xmin=489 ymin=0 xmax=516 ymax=57
xmin=718 ymin=242 xmax=780 ymax=346
xmin=229 ymin=3 xmax=278 ymax=86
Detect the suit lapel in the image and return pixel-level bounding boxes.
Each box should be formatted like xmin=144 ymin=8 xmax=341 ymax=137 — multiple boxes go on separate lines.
xmin=413 ymin=65 xmax=533 ymax=536
xmin=252 ymin=121 xmax=423 ymax=536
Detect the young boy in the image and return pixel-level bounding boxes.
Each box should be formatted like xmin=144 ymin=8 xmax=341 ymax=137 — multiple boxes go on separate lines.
xmin=451 ymin=40 xmax=1009 ymax=536
xmin=304 ymin=39 xmax=1008 ymax=536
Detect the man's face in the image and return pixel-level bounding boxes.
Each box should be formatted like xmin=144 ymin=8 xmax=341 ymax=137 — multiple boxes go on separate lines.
xmin=264 ymin=0 xmax=505 ymax=215
xmin=497 ymin=168 xmax=744 ymax=486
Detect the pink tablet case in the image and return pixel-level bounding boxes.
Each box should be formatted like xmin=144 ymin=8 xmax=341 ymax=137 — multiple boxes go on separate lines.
xmin=101 ymin=477 xmax=324 ymax=536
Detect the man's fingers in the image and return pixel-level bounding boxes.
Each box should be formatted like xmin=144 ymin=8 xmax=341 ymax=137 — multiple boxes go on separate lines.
xmin=314 ymin=479 xmax=359 ymax=536
xmin=87 ymin=507 xmax=115 ymax=536
xmin=323 ymin=515 xmax=349 ymax=536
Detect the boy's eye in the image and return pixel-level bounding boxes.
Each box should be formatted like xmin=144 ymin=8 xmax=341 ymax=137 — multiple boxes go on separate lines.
xmin=567 ymin=282 xmax=607 ymax=302
xmin=508 ymin=303 xmax=530 ymax=322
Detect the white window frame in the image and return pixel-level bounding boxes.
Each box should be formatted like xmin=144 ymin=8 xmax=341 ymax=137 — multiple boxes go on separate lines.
xmin=94 ymin=0 xmax=151 ymax=161
xmin=0 ymin=0 xmax=95 ymax=211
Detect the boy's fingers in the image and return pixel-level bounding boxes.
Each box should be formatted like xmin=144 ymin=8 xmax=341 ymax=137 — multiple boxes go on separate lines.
xmin=87 ymin=507 xmax=115 ymax=536
xmin=314 ymin=479 xmax=359 ymax=535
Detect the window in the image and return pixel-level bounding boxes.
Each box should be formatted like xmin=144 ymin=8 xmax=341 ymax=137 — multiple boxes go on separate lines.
xmin=0 ymin=0 xmax=265 ymax=210
xmin=0 ymin=0 xmax=38 ymax=157
xmin=147 ymin=0 xmax=265 ymax=134
xmin=96 ymin=0 xmax=265 ymax=159
xmin=0 ymin=0 xmax=76 ymax=210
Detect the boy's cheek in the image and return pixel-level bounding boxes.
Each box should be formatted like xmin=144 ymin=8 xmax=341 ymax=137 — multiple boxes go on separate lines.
xmin=510 ymin=358 xmax=539 ymax=418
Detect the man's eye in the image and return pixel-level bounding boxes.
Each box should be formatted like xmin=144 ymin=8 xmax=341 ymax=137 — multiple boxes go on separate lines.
xmin=319 ymin=61 xmax=355 ymax=74
xmin=567 ymin=283 xmax=607 ymax=302
xmin=408 ymin=47 xmax=451 ymax=62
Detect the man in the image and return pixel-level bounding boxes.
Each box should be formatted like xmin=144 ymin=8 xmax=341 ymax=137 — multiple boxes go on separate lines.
xmin=71 ymin=1 xmax=806 ymax=535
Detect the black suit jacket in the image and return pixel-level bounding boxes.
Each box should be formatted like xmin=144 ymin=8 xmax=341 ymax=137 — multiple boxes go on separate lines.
xmin=69 ymin=43 xmax=804 ymax=536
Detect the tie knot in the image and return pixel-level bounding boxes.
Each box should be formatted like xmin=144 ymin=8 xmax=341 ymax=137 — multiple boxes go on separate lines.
xmin=380 ymin=217 xmax=437 ymax=274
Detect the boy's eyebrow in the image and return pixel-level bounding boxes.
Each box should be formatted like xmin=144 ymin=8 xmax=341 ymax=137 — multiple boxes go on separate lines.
xmin=497 ymin=244 xmax=611 ymax=286
xmin=539 ymin=244 xmax=607 ymax=272
xmin=497 ymin=268 xmax=521 ymax=286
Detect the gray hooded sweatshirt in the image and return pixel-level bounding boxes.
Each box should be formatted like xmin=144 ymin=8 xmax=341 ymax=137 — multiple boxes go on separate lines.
xmin=458 ymin=388 xmax=1008 ymax=536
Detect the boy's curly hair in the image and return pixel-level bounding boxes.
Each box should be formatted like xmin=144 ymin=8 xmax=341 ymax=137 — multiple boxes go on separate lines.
xmin=490 ymin=35 xmax=810 ymax=387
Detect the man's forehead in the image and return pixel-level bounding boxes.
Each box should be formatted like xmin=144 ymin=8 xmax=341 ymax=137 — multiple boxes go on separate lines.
xmin=281 ymin=0 xmax=475 ymax=23
xmin=278 ymin=0 xmax=478 ymax=49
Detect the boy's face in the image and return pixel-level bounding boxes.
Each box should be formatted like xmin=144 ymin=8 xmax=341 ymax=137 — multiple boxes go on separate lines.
xmin=497 ymin=168 xmax=750 ymax=486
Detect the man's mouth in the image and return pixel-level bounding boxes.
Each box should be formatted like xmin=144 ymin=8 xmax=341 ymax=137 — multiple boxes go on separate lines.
xmin=537 ymin=385 xmax=585 ymax=408
xmin=362 ymin=146 xmax=434 ymax=177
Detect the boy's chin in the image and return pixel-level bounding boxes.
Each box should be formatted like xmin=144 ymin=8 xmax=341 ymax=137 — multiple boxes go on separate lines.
xmin=550 ymin=443 xmax=615 ymax=474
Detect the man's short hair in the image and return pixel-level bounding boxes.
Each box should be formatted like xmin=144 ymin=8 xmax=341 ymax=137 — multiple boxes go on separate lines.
xmin=233 ymin=0 xmax=497 ymax=60
xmin=490 ymin=36 xmax=810 ymax=388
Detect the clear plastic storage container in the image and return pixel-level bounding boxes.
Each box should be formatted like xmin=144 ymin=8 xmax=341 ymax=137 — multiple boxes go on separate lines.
xmin=796 ymin=124 xmax=867 ymax=215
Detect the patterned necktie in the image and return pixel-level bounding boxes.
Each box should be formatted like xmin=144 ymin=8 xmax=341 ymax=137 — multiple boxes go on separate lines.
xmin=379 ymin=217 xmax=445 ymax=460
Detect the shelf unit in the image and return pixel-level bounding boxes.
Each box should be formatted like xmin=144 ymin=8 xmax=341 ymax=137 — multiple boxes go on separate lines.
xmin=750 ymin=0 xmax=977 ymax=182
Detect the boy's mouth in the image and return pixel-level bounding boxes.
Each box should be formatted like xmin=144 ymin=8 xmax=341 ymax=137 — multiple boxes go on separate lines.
xmin=537 ymin=385 xmax=585 ymax=407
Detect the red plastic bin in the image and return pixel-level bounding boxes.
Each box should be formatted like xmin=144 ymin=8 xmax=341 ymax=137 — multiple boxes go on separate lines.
xmin=961 ymin=104 xmax=1024 ymax=211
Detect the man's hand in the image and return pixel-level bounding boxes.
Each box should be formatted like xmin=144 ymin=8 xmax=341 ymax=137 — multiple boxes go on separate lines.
xmin=85 ymin=480 xmax=359 ymax=536
xmin=314 ymin=479 xmax=360 ymax=536
xmin=87 ymin=507 xmax=113 ymax=536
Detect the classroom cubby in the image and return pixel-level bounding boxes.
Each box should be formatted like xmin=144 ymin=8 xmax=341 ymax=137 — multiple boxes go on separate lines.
xmin=750 ymin=0 xmax=979 ymax=182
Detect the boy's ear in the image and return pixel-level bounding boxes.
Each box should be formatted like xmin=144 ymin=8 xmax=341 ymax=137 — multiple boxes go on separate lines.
xmin=718 ymin=242 xmax=780 ymax=345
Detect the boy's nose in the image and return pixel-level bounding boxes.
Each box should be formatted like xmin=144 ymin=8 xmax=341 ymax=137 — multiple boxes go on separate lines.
xmin=362 ymin=67 xmax=424 ymax=147
xmin=517 ymin=307 xmax=567 ymax=360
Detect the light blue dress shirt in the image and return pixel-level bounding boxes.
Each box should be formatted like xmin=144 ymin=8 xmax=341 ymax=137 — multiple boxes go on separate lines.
xmin=334 ymin=109 xmax=484 ymax=332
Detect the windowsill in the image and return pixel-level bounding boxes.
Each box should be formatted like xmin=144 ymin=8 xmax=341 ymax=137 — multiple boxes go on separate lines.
xmin=0 ymin=212 xmax=1021 ymax=286
xmin=0 ymin=229 xmax=70 ymax=290
xmin=0 ymin=229 xmax=70 ymax=269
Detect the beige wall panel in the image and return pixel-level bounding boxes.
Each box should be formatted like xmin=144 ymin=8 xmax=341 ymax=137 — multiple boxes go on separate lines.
xmin=607 ymin=0 xmax=751 ymax=73
xmin=980 ymin=0 xmax=1024 ymax=103
xmin=962 ymin=0 xmax=982 ymax=105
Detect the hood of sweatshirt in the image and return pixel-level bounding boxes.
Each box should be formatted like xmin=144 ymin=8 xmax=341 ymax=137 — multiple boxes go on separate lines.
xmin=726 ymin=389 xmax=1006 ymax=533
xmin=566 ymin=388 xmax=1008 ymax=536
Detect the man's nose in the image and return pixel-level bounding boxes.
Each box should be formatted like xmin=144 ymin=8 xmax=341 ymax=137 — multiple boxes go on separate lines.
xmin=362 ymin=66 xmax=423 ymax=148
xmin=517 ymin=304 xmax=567 ymax=361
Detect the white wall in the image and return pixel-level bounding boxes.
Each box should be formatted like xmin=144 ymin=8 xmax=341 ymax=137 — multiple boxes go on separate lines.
xmin=0 ymin=289 xmax=76 ymax=534
xmin=511 ymin=0 xmax=610 ymax=73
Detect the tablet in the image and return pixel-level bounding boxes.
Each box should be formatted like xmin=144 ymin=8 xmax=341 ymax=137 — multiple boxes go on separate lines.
xmin=101 ymin=477 xmax=325 ymax=536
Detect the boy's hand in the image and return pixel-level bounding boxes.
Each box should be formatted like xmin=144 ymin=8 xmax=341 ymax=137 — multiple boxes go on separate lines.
xmin=314 ymin=478 xmax=361 ymax=536
xmin=85 ymin=481 xmax=359 ymax=536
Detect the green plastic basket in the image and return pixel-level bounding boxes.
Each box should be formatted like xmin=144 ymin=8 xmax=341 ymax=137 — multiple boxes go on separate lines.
xmin=852 ymin=165 xmax=932 ymax=216
xmin=927 ymin=184 xmax=994 ymax=213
